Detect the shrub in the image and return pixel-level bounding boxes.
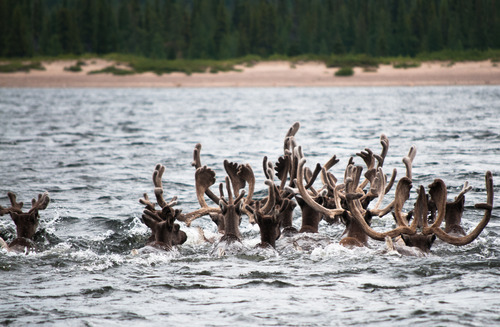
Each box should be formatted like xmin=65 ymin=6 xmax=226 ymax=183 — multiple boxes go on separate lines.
xmin=0 ymin=61 xmax=45 ymax=73
xmin=88 ymin=65 xmax=135 ymax=75
xmin=64 ymin=64 xmax=83 ymax=72
xmin=393 ymin=61 xmax=421 ymax=69
xmin=334 ymin=66 xmax=354 ymax=77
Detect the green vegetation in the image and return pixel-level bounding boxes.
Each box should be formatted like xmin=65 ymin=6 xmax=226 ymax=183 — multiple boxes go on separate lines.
xmin=334 ymin=67 xmax=354 ymax=77
xmin=0 ymin=61 xmax=45 ymax=73
xmin=326 ymin=54 xmax=379 ymax=69
xmin=88 ymin=65 xmax=135 ymax=76
xmin=64 ymin=60 xmax=86 ymax=72
xmin=393 ymin=61 xmax=421 ymax=69
xmin=0 ymin=0 xmax=498 ymax=62
xmin=2 ymin=47 xmax=499 ymax=76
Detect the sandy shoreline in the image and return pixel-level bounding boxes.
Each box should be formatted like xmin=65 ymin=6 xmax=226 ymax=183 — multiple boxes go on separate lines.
xmin=1 ymin=59 xmax=499 ymax=88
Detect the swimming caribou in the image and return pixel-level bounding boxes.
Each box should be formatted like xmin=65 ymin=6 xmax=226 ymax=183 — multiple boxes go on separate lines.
xmin=0 ymin=192 xmax=50 ymax=253
xmin=128 ymin=122 xmax=493 ymax=256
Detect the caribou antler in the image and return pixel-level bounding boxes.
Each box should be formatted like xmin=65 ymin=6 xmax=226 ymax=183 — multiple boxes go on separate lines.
xmin=139 ymin=164 xmax=178 ymax=211
xmin=0 ymin=192 xmax=24 ymax=215
xmin=183 ymin=166 xmax=222 ymax=226
xmin=403 ymin=146 xmax=417 ymax=180
xmin=374 ymin=134 xmax=389 ymax=168
xmin=347 ymin=177 xmax=416 ymax=241
xmin=192 ymin=143 xmax=220 ymax=204
xmin=423 ymin=171 xmax=493 ymax=246
xmin=295 ymin=158 xmax=344 ymax=220
xmin=1 ymin=191 xmax=50 ymax=252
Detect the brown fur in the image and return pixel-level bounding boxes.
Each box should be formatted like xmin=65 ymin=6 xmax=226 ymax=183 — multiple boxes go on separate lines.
xmin=296 ymin=196 xmax=323 ymax=233
xmin=444 ymin=197 xmax=466 ymax=236
xmin=142 ymin=207 xmax=187 ymax=251
xmin=339 ymin=211 xmax=371 ymax=248
xmin=400 ymin=233 xmax=437 ymax=253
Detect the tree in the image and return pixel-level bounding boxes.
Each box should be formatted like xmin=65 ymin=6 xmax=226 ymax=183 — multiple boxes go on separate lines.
xmin=6 ymin=5 xmax=32 ymax=57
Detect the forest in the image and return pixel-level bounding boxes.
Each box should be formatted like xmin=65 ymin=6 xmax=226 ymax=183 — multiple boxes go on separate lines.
xmin=0 ymin=0 xmax=499 ymax=60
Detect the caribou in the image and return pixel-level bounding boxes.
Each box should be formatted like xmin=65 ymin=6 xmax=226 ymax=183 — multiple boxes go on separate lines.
xmin=1 ymin=123 xmax=491 ymax=258
xmin=0 ymin=192 xmax=50 ymax=253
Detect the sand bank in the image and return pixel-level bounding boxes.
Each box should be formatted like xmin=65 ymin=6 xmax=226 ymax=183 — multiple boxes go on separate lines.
xmin=0 ymin=59 xmax=499 ymax=88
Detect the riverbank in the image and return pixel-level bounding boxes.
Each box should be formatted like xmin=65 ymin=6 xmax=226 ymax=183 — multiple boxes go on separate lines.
xmin=0 ymin=59 xmax=498 ymax=88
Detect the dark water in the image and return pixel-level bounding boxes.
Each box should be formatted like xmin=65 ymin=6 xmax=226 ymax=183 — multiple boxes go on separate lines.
xmin=0 ymin=86 xmax=499 ymax=326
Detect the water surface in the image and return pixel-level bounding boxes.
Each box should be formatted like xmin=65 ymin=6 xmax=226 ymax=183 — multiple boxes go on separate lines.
xmin=1 ymin=86 xmax=499 ymax=326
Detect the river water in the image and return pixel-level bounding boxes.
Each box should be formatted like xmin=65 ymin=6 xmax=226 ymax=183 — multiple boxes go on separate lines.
xmin=0 ymin=86 xmax=499 ymax=326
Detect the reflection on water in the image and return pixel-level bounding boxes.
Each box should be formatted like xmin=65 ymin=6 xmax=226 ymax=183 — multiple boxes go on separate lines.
xmin=0 ymin=86 xmax=499 ymax=326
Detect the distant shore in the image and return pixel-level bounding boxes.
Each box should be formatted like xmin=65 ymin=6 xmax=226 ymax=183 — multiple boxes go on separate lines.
xmin=1 ymin=59 xmax=499 ymax=88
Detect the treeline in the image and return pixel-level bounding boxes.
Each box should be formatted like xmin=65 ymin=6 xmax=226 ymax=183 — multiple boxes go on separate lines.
xmin=1 ymin=0 xmax=499 ymax=59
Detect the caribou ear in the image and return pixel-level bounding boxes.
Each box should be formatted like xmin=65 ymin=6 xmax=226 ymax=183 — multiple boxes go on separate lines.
xmin=364 ymin=210 xmax=372 ymax=226
xmin=427 ymin=234 xmax=437 ymax=249
xmin=219 ymin=201 xmax=227 ymax=215
xmin=142 ymin=214 xmax=156 ymax=229
xmin=235 ymin=201 xmax=243 ymax=216
xmin=11 ymin=212 xmax=20 ymax=223
xmin=401 ymin=234 xmax=412 ymax=247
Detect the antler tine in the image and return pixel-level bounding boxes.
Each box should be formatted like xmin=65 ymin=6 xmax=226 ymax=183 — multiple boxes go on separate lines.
xmin=357 ymin=148 xmax=375 ymax=170
xmin=275 ymin=155 xmax=291 ymax=191
xmin=403 ymin=145 xmax=417 ymax=180
xmin=139 ymin=193 xmax=156 ymax=211
xmin=366 ymin=168 xmax=387 ymax=214
xmin=455 ymin=182 xmax=472 ymax=202
xmin=392 ymin=177 xmax=413 ymax=227
xmin=385 ymin=168 xmax=397 ymax=194
xmin=195 ymin=166 xmax=218 ymax=208
xmin=374 ymin=134 xmax=389 ymax=168
xmin=263 ymin=156 xmax=271 ymax=180
xmin=224 ymin=160 xmax=246 ymax=198
xmin=7 ymin=192 xmax=24 ymax=213
xmin=286 ymin=121 xmax=301 ymax=138
xmin=29 ymin=192 xmax=50 ymax=213
xmin=347 ymin=165 xmax=363 ymax=194
xmin=321 ymin=155 xmax=339 ymax=186
xmin=192 ymin=143 xmax=202 ymax=168
xmin=152 ymin=164 xmax=168 ymax=208
xmin=344 ymin=157 xmax=355 ymax=182
xmin=143 ymin=209 xmax=163 ymax=223
xmin=192 ymin=144 xmax=221 ymax=204
xmin=324 ymin=154 xmax=340 ymax=171
xmin=304 ymin=163 xmax=322 ymax=192
xmin=425 ymin=178 xmax=448 ymax=231
xmin=359 ymin=168 xmax=376 ymax=190
xmin=153 ymin=164 xmax=165 ymax=188
xmin=260 ymin=180 xmax=276 ymax=214
xmin=411 ymin=185 xmax=428 ymax=230
xmin=345 ymin=166 xmax=366 ymax=215
xmin=225 ymin=176 xmax=234 ymax=204
xmin=303 ymin=166 xmax=318 ymax=196
xmin=166 ymin=196 xmax=178 ymax=207
xmin=182 ymin=166 xmax=223 ymax=226
xmin=333 ymin=184 xmax=344 ymax=210
xmin=238 ymin=163 xmax=255 ymax=204
xmin=428 ymin=171 xmax=493 ymax=245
